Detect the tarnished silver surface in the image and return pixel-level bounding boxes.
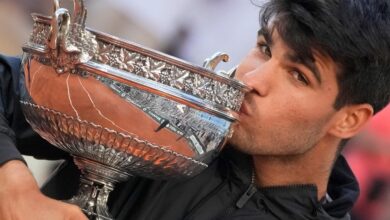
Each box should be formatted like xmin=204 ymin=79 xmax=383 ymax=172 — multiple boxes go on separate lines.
xmin=20 ymin=1 xmax=249 ymax=219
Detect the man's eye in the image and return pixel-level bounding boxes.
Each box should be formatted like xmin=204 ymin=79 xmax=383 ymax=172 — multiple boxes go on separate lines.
xmin=291 ymin=70 xmax=309 ymax=85
xmin=257 ymin=43 xmax=271 ymax=57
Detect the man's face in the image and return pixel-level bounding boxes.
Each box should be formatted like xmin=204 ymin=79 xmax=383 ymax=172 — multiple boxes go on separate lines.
xmin=229 ymin=27 xmax=341 ymax=156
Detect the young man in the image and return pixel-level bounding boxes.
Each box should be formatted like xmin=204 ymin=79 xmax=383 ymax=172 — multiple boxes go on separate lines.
xmin=0 ymin=0 xmax=389 ymax=219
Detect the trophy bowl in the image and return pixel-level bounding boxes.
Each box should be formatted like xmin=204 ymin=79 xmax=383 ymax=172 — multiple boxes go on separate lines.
xmin=20 ymin=1 xmax=249 ymax=219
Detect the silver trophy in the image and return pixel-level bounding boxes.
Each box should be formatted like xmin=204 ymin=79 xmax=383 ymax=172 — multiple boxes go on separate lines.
xmin=20 ymin=0 xmax=249 ymax=219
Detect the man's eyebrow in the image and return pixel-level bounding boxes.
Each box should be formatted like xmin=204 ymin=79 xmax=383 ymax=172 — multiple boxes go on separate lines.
xmin=284 ymin=53 xmax=322 ymax=84
xmin=257 ymin=28 xmax=273 ymax=46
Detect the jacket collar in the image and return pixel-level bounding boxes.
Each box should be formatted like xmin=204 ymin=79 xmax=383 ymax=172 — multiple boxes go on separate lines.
xmin=324 ymin=155 xmax=359 ymax=218
xmin=221 ymin=146 xmax=359 ymax=219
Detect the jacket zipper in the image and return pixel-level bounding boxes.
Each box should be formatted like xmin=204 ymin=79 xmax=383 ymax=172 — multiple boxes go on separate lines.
xmin=223 ymin=183 xmax=258 ymax=217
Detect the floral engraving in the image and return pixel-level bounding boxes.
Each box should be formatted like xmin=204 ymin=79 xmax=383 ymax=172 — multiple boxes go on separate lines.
xmin=94 ymin=41 xmax=245 ymax=111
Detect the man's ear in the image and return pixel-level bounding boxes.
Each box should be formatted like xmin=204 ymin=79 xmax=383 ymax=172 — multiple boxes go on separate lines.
xmin=329 ymin=104 xmax=373 ymax=139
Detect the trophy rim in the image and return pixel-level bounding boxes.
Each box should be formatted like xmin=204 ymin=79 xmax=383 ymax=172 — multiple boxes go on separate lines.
xmin=24 ymin=13 xmax=250 ymax=122
xmin=29 ymin=13 xmax=250 ymax=91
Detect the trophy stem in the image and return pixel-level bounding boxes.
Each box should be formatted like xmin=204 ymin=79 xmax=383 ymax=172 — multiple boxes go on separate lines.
xmin=68 ymin=156 xmax=132 ymax=220
xmin=68 ymin=177 xmax=113 ymax=220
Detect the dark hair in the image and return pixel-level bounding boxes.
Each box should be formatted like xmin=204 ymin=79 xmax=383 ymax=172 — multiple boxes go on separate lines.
xmin=255 ymin=0 xmax=390 ymax=113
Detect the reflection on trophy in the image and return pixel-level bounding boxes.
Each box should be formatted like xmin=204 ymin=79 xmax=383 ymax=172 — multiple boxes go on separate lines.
xmin=20 ymin=0 xmax=249 ymax=219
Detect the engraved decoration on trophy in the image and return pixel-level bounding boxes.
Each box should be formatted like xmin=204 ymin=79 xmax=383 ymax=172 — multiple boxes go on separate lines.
xmin=20 ymin=0 xmax=250 ymax=219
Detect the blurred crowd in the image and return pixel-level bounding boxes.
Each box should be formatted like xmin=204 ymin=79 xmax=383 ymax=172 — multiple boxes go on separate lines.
xmin=344 ymin=105 xmax=390 ymax=220
xmin=0 ymin=1 xmax=389 ymax=219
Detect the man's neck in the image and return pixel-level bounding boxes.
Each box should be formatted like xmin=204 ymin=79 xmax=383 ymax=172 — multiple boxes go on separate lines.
xmin=252 ymin=138 xmax=339 ymax=200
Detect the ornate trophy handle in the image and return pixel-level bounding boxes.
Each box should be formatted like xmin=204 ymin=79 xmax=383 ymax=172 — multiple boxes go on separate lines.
xmin=203 ymin=52 xmax=229 ymax=71
xmin=203 ymin=52 xmax=237 ymax=78
xmin=48 ymin=0 xmax=97 ymax=73
xmin=48 ymin=8 xmax=72 ymax=52
xmin=52 ymin=0 xmax=87 ymax=26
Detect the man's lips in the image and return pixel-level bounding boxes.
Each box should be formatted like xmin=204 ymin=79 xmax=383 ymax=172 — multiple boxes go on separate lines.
xmin=239 ymin=101 xmax=250 ymax=116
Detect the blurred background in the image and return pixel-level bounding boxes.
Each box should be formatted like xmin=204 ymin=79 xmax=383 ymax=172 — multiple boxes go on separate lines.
xmin=0 ymin=1 xmax=389 ymax=220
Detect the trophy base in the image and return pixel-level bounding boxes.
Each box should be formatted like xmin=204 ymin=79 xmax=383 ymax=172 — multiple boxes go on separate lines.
xmin=68 ymin=157 xmax=132 ymax=220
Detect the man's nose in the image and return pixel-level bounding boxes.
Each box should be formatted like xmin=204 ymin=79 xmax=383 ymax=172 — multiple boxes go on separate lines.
xmin=235 ymin=61 xmax=275 ymax=96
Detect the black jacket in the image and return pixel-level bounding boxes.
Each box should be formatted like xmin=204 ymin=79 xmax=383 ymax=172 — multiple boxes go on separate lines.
xmin=42 ymin=146 xmax=358 ymax=220
xmin=0 ymin=55 xmax=359 ymax=219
